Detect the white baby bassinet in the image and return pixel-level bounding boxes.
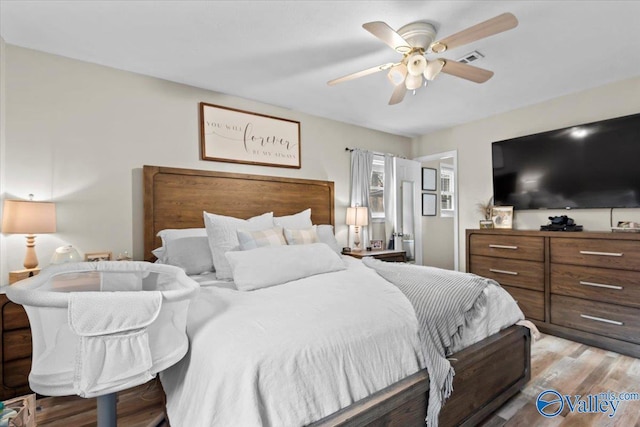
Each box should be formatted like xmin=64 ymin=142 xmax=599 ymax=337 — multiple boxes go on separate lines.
xmin=6 ymin=261 xmax=199 ymax=399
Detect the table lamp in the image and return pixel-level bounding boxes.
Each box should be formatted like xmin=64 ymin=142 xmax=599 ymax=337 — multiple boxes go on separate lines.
xmin=2 ymin=197 xmax=57 ymax=269
xmin=346 ymin=206 xmax=368 ymax=250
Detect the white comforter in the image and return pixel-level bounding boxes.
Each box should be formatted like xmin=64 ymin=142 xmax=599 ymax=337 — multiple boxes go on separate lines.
xmin=161 ymin=257 xmax=522 ymax=426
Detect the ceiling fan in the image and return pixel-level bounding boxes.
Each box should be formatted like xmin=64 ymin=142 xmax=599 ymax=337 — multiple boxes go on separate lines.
xmin=327 ymin=13 xmax=518 ymax=105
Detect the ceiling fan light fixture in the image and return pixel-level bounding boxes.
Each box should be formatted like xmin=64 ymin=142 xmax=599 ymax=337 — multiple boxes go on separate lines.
xmin=329 ymin=13 xmax=518 ymax=105
xmin=424 ymin=59 xmax=445 ymax=80
xmin=407 ymin=54 xmax=427 ymax=76
xmin=405 ymin=73 xmax=422 ymax=90
xmin=387 ymin=63 xmax=407 ymax=86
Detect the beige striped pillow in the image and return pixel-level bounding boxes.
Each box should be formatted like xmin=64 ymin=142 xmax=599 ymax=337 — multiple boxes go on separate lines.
xmin=237 ymin=227 xmax=286 ymax=250
xmin=284 ymin=227 xmax=319 ymax=245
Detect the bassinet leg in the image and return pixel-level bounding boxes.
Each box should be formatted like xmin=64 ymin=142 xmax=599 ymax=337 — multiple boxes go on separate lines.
xmin=97 ymin=392 xmax=117 ymax=427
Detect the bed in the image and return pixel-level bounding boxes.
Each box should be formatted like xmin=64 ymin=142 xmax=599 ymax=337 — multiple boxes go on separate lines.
xmin=143 ymin=165 xmax=531 ymax=426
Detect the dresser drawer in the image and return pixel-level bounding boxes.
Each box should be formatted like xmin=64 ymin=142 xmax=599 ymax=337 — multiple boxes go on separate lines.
xmin=502 ymin=285 xmax=544 ymax=321
xmin=469 ymin=234 xmax=544 ymax=261
xmin=551 ymin=295 xmax=640 ymax=344
xmin=2 ymin=299 xmax=30 ymax=331
xmin=3 ymin=328 xmax=32 ymax=362
xmin=470 ymin=255 xmax=544 ymax=291
xmin=551 ymin=264 xmax=640 ymax=308
xmin=3 ymin=357 xmax=31 ymax=388
xmin=550 ymin=238 xmax=640 ymax=271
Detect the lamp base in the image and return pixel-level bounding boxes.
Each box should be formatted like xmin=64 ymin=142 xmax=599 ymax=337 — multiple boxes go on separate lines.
xmin=23 ymin=234 xmax=39 ymax=270
xmin=354 ymin=226 xmax=361 ymax=249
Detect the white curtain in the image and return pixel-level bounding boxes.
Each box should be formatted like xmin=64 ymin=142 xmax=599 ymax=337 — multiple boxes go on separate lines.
xmin=349 ymin=149 xmax=373 ymax=248
xmin=383 ymin=154 xmax=395 ymax=249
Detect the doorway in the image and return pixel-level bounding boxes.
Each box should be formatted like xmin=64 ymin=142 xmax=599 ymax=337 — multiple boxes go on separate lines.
xmin=414 ymin=150 xmax=459 ymax=271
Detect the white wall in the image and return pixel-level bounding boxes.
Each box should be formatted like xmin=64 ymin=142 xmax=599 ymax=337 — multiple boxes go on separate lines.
xmin=0 ymin=45 xmax=411 ymax=281
xmin=0 ymin=37 xmax=6 ymax=281
xmin=412 ymin=75 xmax=640 ymax=271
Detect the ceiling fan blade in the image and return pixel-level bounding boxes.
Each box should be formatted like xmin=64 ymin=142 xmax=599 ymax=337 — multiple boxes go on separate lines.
xmin=430 ymin=13 xmax=518 ymax=53
xmin=440 ymin=60 xmax=494 ymax=83
xmin=388 ymin=83 xmax=407 ymax=105
xmin=363 ymin=21 xmax=412 ymax=53
xmin=327 ymin=62 xmax=396 ymax=86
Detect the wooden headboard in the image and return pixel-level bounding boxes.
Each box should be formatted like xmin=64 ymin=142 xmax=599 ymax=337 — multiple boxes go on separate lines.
xmin=143 ymin=165 xmax=335 ymax=261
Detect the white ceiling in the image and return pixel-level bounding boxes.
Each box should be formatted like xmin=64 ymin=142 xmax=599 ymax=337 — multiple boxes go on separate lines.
xmin=2 ymin=1 xmax=640 ymax=137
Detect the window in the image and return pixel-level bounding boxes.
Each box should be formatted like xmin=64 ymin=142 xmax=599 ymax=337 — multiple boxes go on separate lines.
xmin=369 ymin=155 xmax=385 ymax=220
xmin=440 ymin=163 xmax=455 ymax=218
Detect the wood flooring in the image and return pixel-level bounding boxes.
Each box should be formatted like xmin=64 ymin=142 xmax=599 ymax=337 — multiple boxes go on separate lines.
xmin=35 ymin=380 xmax=166 ymax=427
xmin=480 ymin=333 xmax=640 ymax=427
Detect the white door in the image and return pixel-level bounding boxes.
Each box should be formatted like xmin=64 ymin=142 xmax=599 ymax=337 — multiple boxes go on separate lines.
xmin=393 ymin=157 xmax=422 ymax=265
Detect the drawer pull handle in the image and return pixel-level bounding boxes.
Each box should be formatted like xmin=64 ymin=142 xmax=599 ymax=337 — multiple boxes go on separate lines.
xmin=489 ymin=244 xmax=518 ymax=250
xmin=579 ymin=281 xmax=623 ymax=290
xmin=579 ymin=250 xmax=623 ymax=257
xmin=580 ymin=314 xmax=623 ymax=326
xmin=489 ymin=268 xmax=519 ymax=276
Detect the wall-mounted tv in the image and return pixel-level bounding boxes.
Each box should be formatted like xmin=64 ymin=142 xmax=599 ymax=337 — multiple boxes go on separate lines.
xmin=492 ymin=113 xmax=640 ymax=210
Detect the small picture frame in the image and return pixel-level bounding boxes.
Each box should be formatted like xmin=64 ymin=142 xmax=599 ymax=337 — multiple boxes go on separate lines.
xmin=491 ymin=206 xmax=514 ymax=229
xmin=422 ymin=193 xmax=437 ymax=216
xmin=370 ymin=239 xmax=384 ymax=250
xmin=85 ymin=251 xmax=113 ymax=262
xmin=422 ymin=168 xmax=437 ymax=191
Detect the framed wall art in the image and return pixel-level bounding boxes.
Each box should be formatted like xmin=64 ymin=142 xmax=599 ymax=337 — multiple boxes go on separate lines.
xmin=370 ymin=239 xmax=384 ymax=250
xmin=422 ymin=193 xmax=437 ymax=216
xmin=491 ymin=206 xmax=514 ymax=229
xmin=422 ymin=167 xmax=437 ymax=191
xmin=200 ymin=102 xmax=301 ymax=168
xmin=85 ymin=251 xmax=113 ymax=262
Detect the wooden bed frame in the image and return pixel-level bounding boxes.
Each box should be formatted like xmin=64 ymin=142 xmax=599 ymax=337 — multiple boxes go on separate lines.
xmin=143 ymin=165 xmax=531 ymax=426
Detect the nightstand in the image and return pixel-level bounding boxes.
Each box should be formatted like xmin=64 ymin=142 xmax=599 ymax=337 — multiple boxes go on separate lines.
xmin=9 ymin=269 xmax=40 ymax=285
xmin=342 ymin=249 xmax=407 ymax=263
xmin=0 ymin=269 xmax=39 ymax=400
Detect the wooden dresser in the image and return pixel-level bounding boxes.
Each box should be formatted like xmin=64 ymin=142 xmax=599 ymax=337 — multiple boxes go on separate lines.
xmin=467 ymin=229 xmax=640 ymax=358
xmin=1 ymin=285 xmax=34 ymax=400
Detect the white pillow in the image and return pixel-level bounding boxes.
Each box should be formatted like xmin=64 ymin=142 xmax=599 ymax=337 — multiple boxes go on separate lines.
xmin=284 ymin=227 xmax=319 ymax=245
xmin=237 ymin=227 xmax=286 ymax=250
xmin=273 ymin=208 xmax=312 ymax=229
xmin=151 ymin=247 xmax=165 ymax=261
xmin=156 ymin=228 xmax=214 ymax=275
xmin=204 ymin=211 xmax=274 ymax=280
xmin=316 ymin=224 xmax=342 ymax=255
xmin=225 ymin=243 xmax=346 ymax=291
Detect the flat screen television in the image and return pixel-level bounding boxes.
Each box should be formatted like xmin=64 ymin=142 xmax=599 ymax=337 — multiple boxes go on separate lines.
xmin=492 ymin=112 xmax=640 ymax=210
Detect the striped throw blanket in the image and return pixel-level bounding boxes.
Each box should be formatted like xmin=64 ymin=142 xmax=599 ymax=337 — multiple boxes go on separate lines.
xmin=362 ymin=257 xmax=493 ymax=427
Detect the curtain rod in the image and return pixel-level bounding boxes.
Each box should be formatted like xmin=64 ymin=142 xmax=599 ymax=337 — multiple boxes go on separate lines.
xmin=345 ymin=147 xmax=400 ymax=157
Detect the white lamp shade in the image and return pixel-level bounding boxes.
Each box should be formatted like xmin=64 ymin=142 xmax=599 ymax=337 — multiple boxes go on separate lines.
xmin=407 ymin=54 xmax=427 ymax=76
xmin=346 ymin=206 xmax=369 ymax=226
xmin=424 ymin=59 xmax=445 ymax=81
xmin=2 ymin=200 xmax=57 ymax=234
xmin=387 ymin=63 xmax=407 ymax=86
xmin=405 ymin=73 xmax=423 ymax=90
